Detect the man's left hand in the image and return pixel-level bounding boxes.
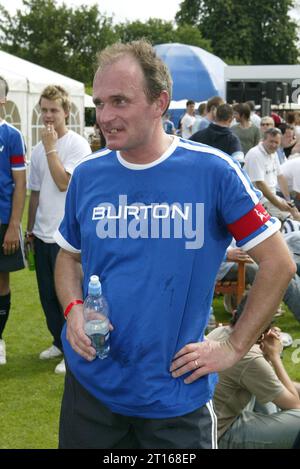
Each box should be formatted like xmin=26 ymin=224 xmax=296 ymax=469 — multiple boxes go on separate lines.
xmin=170 ymin=339 xmax=240 ymax=384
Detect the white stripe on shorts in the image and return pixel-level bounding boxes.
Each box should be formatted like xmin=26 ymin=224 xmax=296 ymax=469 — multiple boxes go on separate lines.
xmin=206 ymin=400 xmax=218 ymax=449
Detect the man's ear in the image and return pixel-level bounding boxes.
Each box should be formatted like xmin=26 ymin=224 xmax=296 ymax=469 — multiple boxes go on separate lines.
xmin=154 ymin=90 xmax=170 ymax=118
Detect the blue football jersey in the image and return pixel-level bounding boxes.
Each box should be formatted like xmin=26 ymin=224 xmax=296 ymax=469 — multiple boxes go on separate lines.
xmin=55 ymin=137 xmax=280 ymax=418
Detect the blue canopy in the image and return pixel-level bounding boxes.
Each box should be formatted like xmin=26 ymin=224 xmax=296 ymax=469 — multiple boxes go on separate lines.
xmin=155 ymin=43 xmax=226 ymax=102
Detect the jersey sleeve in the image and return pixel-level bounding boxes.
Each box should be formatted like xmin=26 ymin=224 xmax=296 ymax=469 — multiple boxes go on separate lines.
xmin=53 ymin=171 xmax=81 ymax=253
xmin=218 ymin=160 xmax=280 ymax=251
xmin=10 ymin=129 xmax=26 ymax=171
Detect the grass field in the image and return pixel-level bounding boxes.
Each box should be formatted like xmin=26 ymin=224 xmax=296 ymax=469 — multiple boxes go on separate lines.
xmin=0 ymin=198 xmax=299 ymax=448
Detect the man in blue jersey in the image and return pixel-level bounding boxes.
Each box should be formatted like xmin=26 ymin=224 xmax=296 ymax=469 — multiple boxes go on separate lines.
xmin=0 ymin=76 xmax=26 ymax=365
xmin=54 ymin=40 xmax=296 ymax=449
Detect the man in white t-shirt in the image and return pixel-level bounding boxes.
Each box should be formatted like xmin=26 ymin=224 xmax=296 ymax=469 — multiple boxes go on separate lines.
xmin=180 ymin=100 xmax=195 ymax=139
xmin=244 ymin=127 xmax=299 ymax=220
xmin=279 ymin=158 xmax=300 ymax=210
xmin=26 ymin=85 xmax=91 ymax=374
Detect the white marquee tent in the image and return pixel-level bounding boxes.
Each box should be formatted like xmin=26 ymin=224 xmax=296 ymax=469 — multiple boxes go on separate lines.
xmin=0 ymin=50 xmax=87 ymax=159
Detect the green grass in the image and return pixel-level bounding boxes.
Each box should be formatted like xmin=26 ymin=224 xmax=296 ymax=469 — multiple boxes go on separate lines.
xmin=1 ymin=197 xmax=299 ymax=448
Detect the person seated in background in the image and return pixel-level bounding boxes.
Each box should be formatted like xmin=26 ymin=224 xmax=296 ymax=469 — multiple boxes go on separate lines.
xmin=190 ymin=103 xmax=244 ymax=164
xmin=277 ymin=157 xmax=300 ymax=210
xmin=244 ymin=127 xmax=300 ymax=221
xmin=217 ymin=239 xmax=300 ymax=323
xmin=207 ymin=303 xmax=300 ymax=449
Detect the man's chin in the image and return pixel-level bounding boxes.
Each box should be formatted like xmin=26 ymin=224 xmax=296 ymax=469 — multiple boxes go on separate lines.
xmin=106 ymin=142 xmax=122 ymax=151
xmin=105 ymin=137 xmax=126 ymax=151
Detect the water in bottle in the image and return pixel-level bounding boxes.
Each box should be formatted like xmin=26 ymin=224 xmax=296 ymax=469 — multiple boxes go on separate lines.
xmin=83 ymin=275 xmax=110 ymax=359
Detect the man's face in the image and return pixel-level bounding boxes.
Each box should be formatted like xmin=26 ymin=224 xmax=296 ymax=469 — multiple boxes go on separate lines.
xmin=260 ymin=121 xmax=274 ymax=132
xmin=93 ymin=56 xmax=163 ymax=154
xmin=40 ymin=98 xmax=68 ymax=132
xmin=187 ymin=103 xmax=195 ymax=115
xmin=233 ymin=111 xmax=241 ymax=123
xmin=282 ymin=129 xmax=295 ymax=147
xmin=263 ymin=133 xmax=281 ymax=154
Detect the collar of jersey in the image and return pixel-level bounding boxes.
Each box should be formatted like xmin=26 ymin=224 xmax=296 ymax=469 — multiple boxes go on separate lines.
xmin=116 ymin=136 xmax=178 ymax=170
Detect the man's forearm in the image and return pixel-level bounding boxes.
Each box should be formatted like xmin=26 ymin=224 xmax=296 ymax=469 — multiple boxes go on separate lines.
xmin=271 ymin=355 xmax=299 ymax=400
xmin=255 ymin=181 xmax=282 ymax=207
xmin=46 ymin=152 xmax=70 ymax=192
xmin=27 ymin=191 xmax=40 ymax=232
xmin=229 ymin=233 xmax=295 ymax=357
xmin=10 ymin=172 xmax=26 ymax=226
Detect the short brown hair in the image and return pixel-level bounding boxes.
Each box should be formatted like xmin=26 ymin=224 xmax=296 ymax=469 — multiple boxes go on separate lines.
xmin=263 ymin=127 xmax=282 ymax=140
xmin=39 ymin=85 xmax=71 ymax=115
xmin=216 ymin=103 xmax=233 ymax=122
xmin=97 ymin=39 xmax=173 ymax=112
xmin=206 ymin=96 xmax=224 ymax=113
xmin=233 ymin=102 xmax=251 ymax=120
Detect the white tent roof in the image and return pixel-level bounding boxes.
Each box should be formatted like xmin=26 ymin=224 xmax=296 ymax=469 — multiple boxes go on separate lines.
xmin=0 ymin=50 xmax=84 ymax=96
xmin=85 ymin=93 xmax=95 ymax=108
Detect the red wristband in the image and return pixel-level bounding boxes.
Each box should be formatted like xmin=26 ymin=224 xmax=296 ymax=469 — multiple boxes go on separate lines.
xmin=64 ymin=299 xmax=84 ymax=319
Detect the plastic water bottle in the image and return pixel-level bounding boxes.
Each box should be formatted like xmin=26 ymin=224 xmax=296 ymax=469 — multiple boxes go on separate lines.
xmin=83 ymin=275 xmax=110 ymax=359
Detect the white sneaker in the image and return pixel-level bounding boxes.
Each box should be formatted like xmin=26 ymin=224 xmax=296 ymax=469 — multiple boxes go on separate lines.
xmin=39 ymin=345 xmax=62 ymax=360
xmin=0 ymin=339 xmax=6 ymax=365
xmin=55 ymin=359 xmax=66 ymax=374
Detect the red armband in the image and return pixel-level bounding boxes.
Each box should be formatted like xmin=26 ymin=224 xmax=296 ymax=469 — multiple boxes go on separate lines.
xmin=64 ymin=299 xmax=84 ymax=319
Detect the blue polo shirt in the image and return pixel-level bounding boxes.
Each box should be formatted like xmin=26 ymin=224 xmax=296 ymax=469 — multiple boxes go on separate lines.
xmin=54 ymin=137 xmax=280 ymax=418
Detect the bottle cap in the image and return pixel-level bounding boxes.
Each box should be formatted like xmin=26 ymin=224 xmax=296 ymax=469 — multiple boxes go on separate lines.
xmin=88 ymin=275 xmax=102 ymax=295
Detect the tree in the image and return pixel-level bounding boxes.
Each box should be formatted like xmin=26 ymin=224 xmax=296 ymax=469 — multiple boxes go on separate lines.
xmin=0 ymin=0 xmax=117 ymax=86
xmin=115 ymin=18 xmax=212 ymax=51
xmin=176 ymin=0 xmax=299 ymax=64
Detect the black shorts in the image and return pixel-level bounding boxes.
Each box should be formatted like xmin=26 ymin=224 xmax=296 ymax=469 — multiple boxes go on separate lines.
xmin=0 ymin=224 xmax=25 ymax=272
xmin=59 ymin=369 xmax=218 ymax=449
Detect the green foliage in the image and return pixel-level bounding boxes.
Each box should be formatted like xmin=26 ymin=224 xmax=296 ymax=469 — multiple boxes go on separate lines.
xmin=176 ymin=0 xmax=299 ymax=64
xmin=115 ymin=19 xmax=176 ymax=44
xmin=115 ymin=18 xmax=212 ymax=51
xmin=0 ymin=0 xmax=213 ymax=89
xmin=0 ymin=0 xmax=118 ymax=87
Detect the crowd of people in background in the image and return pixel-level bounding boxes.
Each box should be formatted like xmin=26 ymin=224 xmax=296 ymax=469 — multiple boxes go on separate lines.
xmin=1 ymin=42 xmax=300 ymax=450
